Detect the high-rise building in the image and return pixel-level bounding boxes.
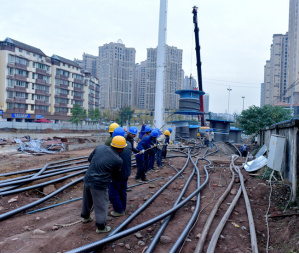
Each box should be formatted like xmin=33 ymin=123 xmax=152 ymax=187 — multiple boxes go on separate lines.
xmin=83 ymin=71 xmax=100 ymax=112
xmin=183 ymin=75 xmax=197 ymax=90
xmin=135 ymin=61 xmax=147 ymax=109
xmin=144 ymin=45 xmax=183 ymax=110
xmin=262 ymin=34 xmax=288 ymax=106
xmin=286 ymin=0 xmax=299 ymax=105
xmin=74 ymin=53 xmax=98 ymax=78
xmin=203 ymin=93 xmax=209 ymax=113
xmin=97 ymin=40 xmax=135 ymax=110
xmin=260 ymin=83 xmax=265 ymax=107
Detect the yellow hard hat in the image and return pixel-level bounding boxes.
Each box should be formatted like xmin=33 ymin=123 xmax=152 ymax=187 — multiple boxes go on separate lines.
xmin=109 ymin=123 xmax=119 ymax=132
xmin=164 ymin=130 xmax=171 ymax=136
xmin=111 ymin=136 xmax=127 ymax=148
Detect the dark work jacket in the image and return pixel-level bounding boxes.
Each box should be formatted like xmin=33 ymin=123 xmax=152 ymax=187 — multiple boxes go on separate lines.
xmin=139 ymin=125 xmax=146 ymax=139
xmin=165 ymin=136 xmax=170 ymax=144
xmin=135 ymin=135 xmax=152 ymax=159
xmin=114 ymin=141 xmax=132 ymax=179
xmin=125 ymin=134 xmax=140 ymax=154
xmin=84 ymin=145 xmax=123 ymax=190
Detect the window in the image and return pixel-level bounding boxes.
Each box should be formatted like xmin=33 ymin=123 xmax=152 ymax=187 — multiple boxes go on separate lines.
xmin=7 ymin=103 xmax=13 ymax=109
xmin=8 ymin=67 xmax=14 ymax=75
xmin=32 ymin=84 xmax=34 ymax=89
xmin=33 ymin=62 xmax=35 ymax=68
xmin=32 ymin=73 xmax=35 ymax=79
xmin=7 ymin=79 xmax=14 ymax=87
xmin=68 ymin=65 xmax=70 ymax=68
xmin=31 ymin=105 xmax=34 ymax=110
xmin=38 ymin=55 xmax=42 ymax=59
xmin=33 ymin=53 xmax=36 ymax=57
xmin=7 ymin=91 xmax=13 ymax=99
xmin=19 ymin=48 xmax=22 ymax=53
xmin=15 ymin=69 xmax=28 ymax=77
xmin=63 ymin=63 xmax=65 ymax=66
xmin=26 ymin=51 xmax=30 ymax=55
xmin=9 ymin=55 xmax=15 ymax=63
xmin=16 ymin=81 xmax=28 ymax=88
xmin=32 ymin=94 xmax=34 ymax=100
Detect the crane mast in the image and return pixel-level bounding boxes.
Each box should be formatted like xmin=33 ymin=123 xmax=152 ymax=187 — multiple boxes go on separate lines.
xmin=192 ymin=6 xmax=205 ymax=126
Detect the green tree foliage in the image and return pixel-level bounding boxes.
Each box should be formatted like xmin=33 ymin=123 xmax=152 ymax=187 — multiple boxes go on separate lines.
xmin=88 ymin=108 xmax=95 ymax=121
xmin=94 ymin=108 xmax=102 ymax=121
xmin=237 ymin=105 xmax=292 ymax=135
xmin=103 ymin=109 xmax=111 ymax=120
xmin=116 ymin=106 xmax=135 ymax=125
xmin=69 ymin=104 xmax=85 ymax=126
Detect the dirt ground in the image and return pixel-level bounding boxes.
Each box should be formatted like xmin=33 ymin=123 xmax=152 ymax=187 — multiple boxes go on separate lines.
xmin=0 ymin=145 xmax=298 ymax=253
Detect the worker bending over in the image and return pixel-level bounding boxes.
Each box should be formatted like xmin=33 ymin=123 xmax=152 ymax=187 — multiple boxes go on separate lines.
xmin=135 ymin=129 xmax=159 ymax=182
xmin=162 ymin=127 xmax=172 ymax=159
xmin=81 ymin=136 xmax=126 ymax=233
xmin=109 ymin=127 xmax=132 ymax=217
xmin=204 ymin=130 xmax=210 ymax=147
xmin=157 ymin=130 xmax=171 ymax=168
xmin=105 ymin=123 xmax=119 ymax=146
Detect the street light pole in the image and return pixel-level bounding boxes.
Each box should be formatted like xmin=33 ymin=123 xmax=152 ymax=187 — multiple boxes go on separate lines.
xmin=242 ymin=96 xmax=245 ymax=111
xmin=227 ymin=86 xmax=232 ymax=120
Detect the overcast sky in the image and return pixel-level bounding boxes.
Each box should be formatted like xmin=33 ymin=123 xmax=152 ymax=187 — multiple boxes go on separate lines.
xmin=0 ymin=0 xmax=289 ymax=114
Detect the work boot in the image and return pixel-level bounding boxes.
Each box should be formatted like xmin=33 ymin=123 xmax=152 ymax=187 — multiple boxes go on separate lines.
xmin=81 ymin=217 xmax=93 ymax=223
xmin=96 ymin=226 xmax=111 ymax=233
xmin=126 ymin=188 xmax=132 ymax=192
xmin=135 ymin=179 xmax=143 ymax=183
xmin=142 ymin=178 xmax=149 ymax=182
xmin=111 ymin=211 xmax=126 ymax=217
xmin=145 ymin=171 xmax=151 ymax=175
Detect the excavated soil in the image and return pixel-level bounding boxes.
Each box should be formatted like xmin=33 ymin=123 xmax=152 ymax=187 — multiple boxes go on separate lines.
xmin=0 ymin=145 xmax=298 ymax=253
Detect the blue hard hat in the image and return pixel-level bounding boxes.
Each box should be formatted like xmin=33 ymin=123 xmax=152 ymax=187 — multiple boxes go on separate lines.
xmin=113 ymin=127 xmax=126 ymax=137
xmin=210 ymin=128 xmax=213 ymax=131
xmin=129 ymin=126 xmax=138 ymax=135
xmin=206 ymin=130 xmax=209 ymax=132
xmin=145 ymin=125 xmax=152 ymax=133
xmin=168 ymin=127 xmax=172 ymax=132
xmin=244 ymin=144 xmax=246 ymax=146
xmin=151 ymin=130 xmax=159 ymax=138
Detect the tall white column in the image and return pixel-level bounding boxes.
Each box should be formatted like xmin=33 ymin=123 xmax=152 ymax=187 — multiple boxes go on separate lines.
xmin=154 ymin=0 xmax=167 ymax=129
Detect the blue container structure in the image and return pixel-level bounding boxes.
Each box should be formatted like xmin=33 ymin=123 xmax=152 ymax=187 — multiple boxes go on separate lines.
xmin=168 ymin=120 xmax=190 ymax=140
xmin=174 ymin=90 xmax=205 ymax=115
xmin=206 ymin=119 xmax=235 ymax=142
xmin=189 ymin=125 xmax=200 ymax=139
xmin=229 ymin=127 xmax=242 ymax=143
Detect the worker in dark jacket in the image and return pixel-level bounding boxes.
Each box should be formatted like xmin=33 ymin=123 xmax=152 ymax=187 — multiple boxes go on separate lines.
xmin=105 ymin=123 xmax=119 ymax=146
xmin=81 ymin=136 xmax=126 ymax=233
xmin=141 ymin=125 xmax=152 ymax=173
xmin=135 ymin=129 xmax=159 ymax=182
xmin=148 ymin=128 xmax=159 ymax=171
xmin=126 ymin=126 xmax=140 ymax=154
xmin=138 ymin=124 xmax=146 ymax=142
xmin=109 ymin=127 xmax=132 ymax=217
xmin=162 ymin=127 xmax=172 ymax=159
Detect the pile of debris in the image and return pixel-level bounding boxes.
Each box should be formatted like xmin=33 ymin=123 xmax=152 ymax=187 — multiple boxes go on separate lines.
xmin=14 ymin=137 xmax=65 ymax=155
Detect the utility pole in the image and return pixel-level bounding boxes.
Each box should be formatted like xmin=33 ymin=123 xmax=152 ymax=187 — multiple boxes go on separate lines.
xmin=227 ymin=87 xmax=232 ymax=120
xmin=242 ymin=96 xmax=245 ymax=111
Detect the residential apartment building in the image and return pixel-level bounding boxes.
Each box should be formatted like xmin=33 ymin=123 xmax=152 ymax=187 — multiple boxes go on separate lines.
xmin=260 ymin=83 xmax=265 ymax=107
xmin=83 ymin=71 xmax=100 ymax=111
xmin=262 ymin=34 xmax=288 ymax=106
xmin=145 ymin=45 xmax=183 ymax=110
xmin=0 ymin=37 xmax=96 ymax=123
xmin=183 ymin=75 xmax=197 ymax=90
xmin=286 ymin=0 xmax=299 ymax=105
xmin=97 ymin=40 xmax=135 ymax=110
xmin=135 ymin=61 xmax=147 ymax=109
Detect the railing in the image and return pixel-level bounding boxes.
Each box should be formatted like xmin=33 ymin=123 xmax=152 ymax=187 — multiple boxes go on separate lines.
xmin=54 ymin=112 xmax=68 ymax=116
xmin=60 ymin=84 xmax=69 ymax=89
xmin=6 ymin=108 xmax=27 ymax=113
xmin=74 ymin=78 xmax=84 ymax=84
xmin=14 ymin=97 xmax=26 ymax=103
xmin=36 ymin=79 xmax=46 ymax=85
xmin=73 ymin=95 xmax=83 ymax=100
xmin=35 ymin=100 xmax=50 ymax=106
xmin=55 ymin=75 xmax=69 ymax=81
xmin=15 ymin=62 xmax=28 ymax=70
xmin=36 ymin=68 xmax=47 ymax=75
xmin=14 ymin=74 xmax=27 ymax=81
xmin=55 ymin=93 xmax=68 ymax=98
xmin=14 ymin=86 xmax=27 ymax=92
xmin=74 ymin=87 xmax=83 ymax=92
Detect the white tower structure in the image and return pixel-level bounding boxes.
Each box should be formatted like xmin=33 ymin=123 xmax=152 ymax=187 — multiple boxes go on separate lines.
xmin=154 ymin=0 xmax=167 ymax=128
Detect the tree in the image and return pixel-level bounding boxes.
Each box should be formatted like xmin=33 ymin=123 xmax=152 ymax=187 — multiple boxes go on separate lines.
xmin=116 ymin=106 xmax=135 ymax=126
xmin=94 ymin=108 xmax=102 ymax=121
xmin=103 ymin=109 xmax=111 ymax=121
xmin=237 ymin=105 xmax=292 ymax=135
xmin=88 ymin=108 xmax=95 ymax=121
xmin=69 ymin=104 xmax=84 ymax=126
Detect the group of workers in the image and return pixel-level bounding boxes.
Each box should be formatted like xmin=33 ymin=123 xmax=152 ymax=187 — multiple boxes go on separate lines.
xmin=80 ymin=123 xmax=172 ymax=234
xmin=204 ymin=129 xmax=215 ymax=148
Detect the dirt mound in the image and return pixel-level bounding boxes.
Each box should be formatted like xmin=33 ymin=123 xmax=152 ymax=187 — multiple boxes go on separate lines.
xmin=214 ymin=142 xmax=239 ymax=156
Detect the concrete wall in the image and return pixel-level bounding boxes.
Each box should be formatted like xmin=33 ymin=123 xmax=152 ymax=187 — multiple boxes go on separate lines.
xmin=66 ymin=142 xmax=103 ymax=151
xmin=258 ymin=119 xmax=299 ymax=201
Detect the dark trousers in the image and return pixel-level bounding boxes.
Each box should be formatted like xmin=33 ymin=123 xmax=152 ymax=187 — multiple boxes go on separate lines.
xmin=81 ymin=183 xmax=108 ymax=229
xmin=144 ymin=153 xmax=149 ymax=173
xmin=156 ymin=148 xmax=162 ymax=167
xmin=205 ymin=139 xmax=209 ymax=147
xmin=135 ymin=155 xmax=146 ymax=180
xmin=109 ymin=178 xmax=128 ymax=213
xmin=242 ymin=150 xmax=247 ymax=157
xmin=149 ymin=151 xmax=156 ymax=170
xmin=162 ymin=145 xmax=167 ymax=159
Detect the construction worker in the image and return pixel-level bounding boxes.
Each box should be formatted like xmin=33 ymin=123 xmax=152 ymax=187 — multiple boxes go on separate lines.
xmin=142 ymin=125 xmax=152 ymax=174
xmin=138 ymin=124 xmax=146 ymax=142
xmin=135 ymin=129 xmax=159 ymax=182
xmin=204 ymin=130 xmax=210 ymax=147
xmin=148 ymin=128 xmax=160 ymax=171
xmin=209 ymin=128 xmax=214 ymax=149
xmin=162 ymin=127 xmax=172 ymax=159
xmin=241 ymin=144 xmax=247 ymax=157
xmin=126 ymin=126 xmax=140 ymax=154
xmin=157 ymin=130 xmax=171 ymax=167
xmin=81 ymin=136 xmax=126 ymax=233
xmin=105 ymin=123 xmax=119 ymax=146
xmin=109 ymin=127 xmax=132 ymax=217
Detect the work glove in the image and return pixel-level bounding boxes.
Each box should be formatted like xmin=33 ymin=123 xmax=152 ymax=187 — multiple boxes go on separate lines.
xmin=140 ymin=150 xmax=145 ymax=154
xmin=170 ymin=140 xmax=173 ymax=145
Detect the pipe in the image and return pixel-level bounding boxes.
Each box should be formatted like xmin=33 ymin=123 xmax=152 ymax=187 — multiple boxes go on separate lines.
xmin=0 ymin=176 xmax=84 ymax=221
xmin=194 ymin=156 xmax=236 ymax=253
xmin=0 ymin=169 xmax=86 ymax=196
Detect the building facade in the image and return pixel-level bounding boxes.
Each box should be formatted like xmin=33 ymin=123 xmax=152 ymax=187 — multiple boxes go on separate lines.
xmin=0 ymin=37 xmax=97 ymax=123
xmin=144 ymin=45 xmax=183 ymax=110
xmin=135 ymin=61 xmax=147 ymax=109
xmin=260 ymin=83 xmax=265 ymax=106
xmin=83 ymin=71 xmax=100 ymax=112
xmin=183 ymin=75 xmax=197 ymax=90
xmin=97 ymin=41 xmax=135 ymax=110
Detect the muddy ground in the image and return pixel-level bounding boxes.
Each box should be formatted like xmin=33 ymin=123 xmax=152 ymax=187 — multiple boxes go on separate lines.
xmin=0 ymin=144 xmax=298 ymax=253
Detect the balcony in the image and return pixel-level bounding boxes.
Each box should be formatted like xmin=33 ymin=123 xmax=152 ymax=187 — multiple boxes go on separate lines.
xmin=6 ymin=98 xmax=14 ymax=103
xmin=6 ymin=74 xmax=14 ymax=80
xmin=55 ymin=75 xmax=69 ymax=81
xmin=35 ymin=100 xmax=50 ymax=106
xmin=14 ymin=97 xmax=26 ymax=103
xmin=55 ymin=103 xmax=68 ymax=107
xmin=14 ymin=74 xmax=27 ymax=81
xmin=15 ymin=62 xmax=28 ymax=70
xmin=14 ymin=86 xmax=27 ymax=92
xmin=95 ymin=94 xmax=100 ymax=99
xmin=73 ymin=95 xmax=84 ymax=100
xmin=74 ymin=78 xmax=84 ymax=85
xmin=35 ymin=109 xmax=50 ymax=115
xmin=54 ymin=112 xmax=68 ymax=116
xmin=36 ymin=78 xmax=46 ymax=85
xmin=95 ymin=102 xmax=99 ymax=106
xmin=36 ymin=68 xmax=46 ymax=75
xmin=74 ymin=87 xmax=84 ymax=92
xmin=35 ymin=89 xmax=50 ymax=96
xmin=7 ymin=63 xmax=14 ymax=68
xmin=95 ymin=87 xmax=100 ymax=92
xmin=89 ymin=85 xmax=95 ymax=90
xmin=89 ymin=93 xmax=95 ymax=98
xmin=55 ymin=93 xmax=68 ymax=98
xmin=6 ymin=108 xmax=27 ymax=113
xmin=60 ymin=84 xmax=69 ymax=89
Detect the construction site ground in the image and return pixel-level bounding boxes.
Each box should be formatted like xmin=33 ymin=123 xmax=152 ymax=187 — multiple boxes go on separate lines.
xmin=0 ymin=144 xmax=298 ymax=253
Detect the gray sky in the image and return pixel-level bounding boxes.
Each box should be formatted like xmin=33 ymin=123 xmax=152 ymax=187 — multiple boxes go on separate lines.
xmin=0 ymin=0 xmax=289 ymax=113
